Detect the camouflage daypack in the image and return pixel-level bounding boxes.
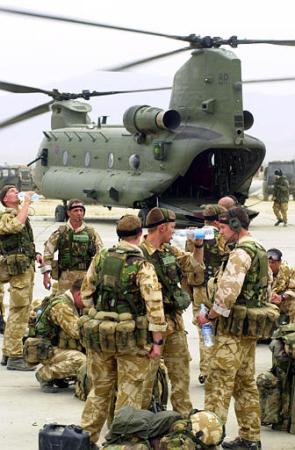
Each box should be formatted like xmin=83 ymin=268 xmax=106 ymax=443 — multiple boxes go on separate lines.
xmin=102 ymin=406 xmax=182 ymax=450
xmin=257 ymin=323 xmax=295 ymax=434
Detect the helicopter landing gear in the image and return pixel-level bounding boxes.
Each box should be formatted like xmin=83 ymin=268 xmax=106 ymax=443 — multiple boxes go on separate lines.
xmin=55 ymin=204 xmax=67 ymax=222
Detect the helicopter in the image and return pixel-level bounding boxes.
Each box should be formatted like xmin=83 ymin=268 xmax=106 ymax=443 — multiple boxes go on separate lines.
xmin=1 ymin=7 xmax=295 ymax=223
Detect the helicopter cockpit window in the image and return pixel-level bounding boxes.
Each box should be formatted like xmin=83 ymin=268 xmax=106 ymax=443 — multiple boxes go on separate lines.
xmin=85 ymin=152 xmax=91 ymax=167
xmin=108 ymin=153 xmax=114 ymax=169
xmin=129 ymin=154 xmax=140 ymax=170
xmin=63 ymin=151 xmax=68 ymax=166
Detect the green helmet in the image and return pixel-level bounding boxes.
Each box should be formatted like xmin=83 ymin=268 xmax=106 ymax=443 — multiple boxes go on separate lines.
xmin=190 ymin=410 xmax=225 ymax=446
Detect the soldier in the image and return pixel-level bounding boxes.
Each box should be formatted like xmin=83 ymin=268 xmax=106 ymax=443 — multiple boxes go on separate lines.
xmin=41 ymin=199 xmax=103 ymax=292
xmin=218 ymin=195 xmax=237 ymax=210
xmin=267 ymin=248 xmax=295 ymax=323
xmin=197 ymin=206 xmax=277 ymax=450
xmin=34 ymin=278 xmax=86 ymax=393
xmin=0 ymin=185 xmax=43 ymax=370
xmin=80 ymin=215 xmax=166 ymax=446
xmin=272 ymin=169 xmax=289 ymax=226
xmin=187 ymin=204 xmax=227 ymax=384
xmin=140 ymin=207 xmax=204 ymax=418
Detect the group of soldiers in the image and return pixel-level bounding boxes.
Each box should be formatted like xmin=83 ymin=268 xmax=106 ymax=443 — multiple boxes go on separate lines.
xmin=0 ymin=183 xmax=294 ymax=450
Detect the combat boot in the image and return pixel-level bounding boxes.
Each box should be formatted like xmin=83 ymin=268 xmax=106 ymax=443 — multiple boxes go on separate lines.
xmin=222 ymin=437 xmax=261 ymax=449
xmin=1 ymin=355 xmax=8 ymax=366
xmin=7 ymin=357 xmax=35 ymax=371
xmin=274 ymin=219 xmax=283 ymax=226
xmin=35 ymin=372 xmax=59 ymax=393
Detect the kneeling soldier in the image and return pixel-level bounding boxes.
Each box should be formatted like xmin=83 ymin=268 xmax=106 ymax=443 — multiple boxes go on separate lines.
xmin=31 ymin=278 xmax=86 ymax=393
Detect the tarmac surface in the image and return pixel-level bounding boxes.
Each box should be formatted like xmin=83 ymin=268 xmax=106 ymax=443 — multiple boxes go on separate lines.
xmin=1 ymin=197 xmax=295 ymax=450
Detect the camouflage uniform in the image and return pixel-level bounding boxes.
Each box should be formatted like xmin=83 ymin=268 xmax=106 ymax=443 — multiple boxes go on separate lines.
xmin=36 ymin=290 xmax=86 ymax=382
xmin=0 ymin=283 xmax=5 ymax=316
xmin=81 ymin=240 xmax=166 ymax=443
xmin=42 ymin=220 xmax=103 ymax=292
xmin=205 ymin=236 xmax=272 ymax=443
xmin=273 ymin=175 xmax=289 ymax=225
xmin=140 ymin=238 xmax=204 ymax=418
xmin=272 ymin=262 xmax=295 ymax=322
xmin=0 ymin=208 xmax=35 ymax=358
xmin=187 ymin=230 xmax=227 ymax=379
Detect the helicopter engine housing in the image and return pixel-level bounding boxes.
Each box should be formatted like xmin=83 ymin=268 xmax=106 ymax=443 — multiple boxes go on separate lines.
xmin=123 ymin=105 xmax=181 ymax=135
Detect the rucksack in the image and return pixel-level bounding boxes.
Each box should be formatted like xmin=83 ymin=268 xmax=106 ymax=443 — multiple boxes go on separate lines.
xmin=257 ymin=323 xmax=295 ymax=434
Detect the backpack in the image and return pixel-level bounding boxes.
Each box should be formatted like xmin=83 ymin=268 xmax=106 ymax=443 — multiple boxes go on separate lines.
xmin=256 ymin=323 xmax=295 ymax=434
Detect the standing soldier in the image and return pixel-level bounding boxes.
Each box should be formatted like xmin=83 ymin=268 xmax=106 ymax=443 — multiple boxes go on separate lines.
xmin=32 ymin=278 xmax=86 ymax=393
xmin=140 ymin=207 xmax=204 ymax=418
xmin=187 ymin=204 xmax=227 ymax=384
xmin=41 ymin=199 xmax=103 ymax=292
xmin=0 ymin=185 xmax=43 ymax=370
xmin=197 ymin=206 xmax=278 ymax=450
xmin=272 ymin=169 xmax=289 ymax=226
xmin=80 ymin=215 xmax=166 ymax=447
xmin=267 ymin=248 xmax=295 ymax=323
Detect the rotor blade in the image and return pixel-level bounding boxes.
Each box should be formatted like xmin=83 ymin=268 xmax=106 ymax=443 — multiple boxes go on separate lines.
xmin=0 ymin=7 xmax=187 ymax=42
xmin=0 ymin=80 xmax=53 ymax=95
xmin=234 ymin=39 xmax=295 ymax=46
xmin=243 ymin=76 xmax=295 ymax=84
xmin=0 ymin=101 xmax=53 ymax=129
xmin=88 ymin=86 xmax=172 ymax=97
xmin=106 ymin=47 xmax=191 ymax=71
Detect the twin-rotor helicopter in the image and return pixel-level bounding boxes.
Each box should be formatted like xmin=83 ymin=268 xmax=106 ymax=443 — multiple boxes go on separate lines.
xmin=1 ymin=7 xmax=295 ymax=223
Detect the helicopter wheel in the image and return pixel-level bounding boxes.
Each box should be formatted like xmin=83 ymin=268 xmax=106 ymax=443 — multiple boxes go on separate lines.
xmin=55 ymin=204 xmax=67 ymax=222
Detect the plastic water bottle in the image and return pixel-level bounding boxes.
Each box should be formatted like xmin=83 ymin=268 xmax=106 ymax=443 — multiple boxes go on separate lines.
xmin=174 ymin=226 xmax=214 ymax=240
xmin=18 ymin=192 xmax=40 ymax=202
xmin=200 ymin=304 xmax=214 ymax=347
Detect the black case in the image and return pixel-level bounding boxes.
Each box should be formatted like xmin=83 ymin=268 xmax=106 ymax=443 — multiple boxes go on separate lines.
xmin=39 ymin=423 xmax=90 ymax=450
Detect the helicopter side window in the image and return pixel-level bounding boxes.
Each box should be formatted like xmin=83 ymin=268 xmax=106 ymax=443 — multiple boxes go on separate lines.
xmin=129 ymin=154 xmax=140 ymax=170
xmin=108 ymin=153 xmax=114 ymax=169
xmin=63 ymin=151 xmax=68 ymax=166
xmin=3 ymin=169 xmax=8 ymax=177
xmin=85 ymin=152 xmax=91 ymax=167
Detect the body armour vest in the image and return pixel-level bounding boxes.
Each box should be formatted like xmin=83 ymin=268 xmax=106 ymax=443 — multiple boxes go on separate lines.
xmin=140 ymin=243 xmax=190 ymax=314
xmin=94 ymin=247 xmax=146 ymax=317
xmin=36 ymin=294 xmax=82 ymax=351
xmin=57 ymin=225 xmax=96 ymax=272
xmin=235 ymin=241 xmax=269 ymax=308
xmin=0 ymin=213 xmax=35 ymax=261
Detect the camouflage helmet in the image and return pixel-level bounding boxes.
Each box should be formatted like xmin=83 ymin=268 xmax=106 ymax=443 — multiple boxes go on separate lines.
xmin=190 ymin=410 xmax=225 ymax=446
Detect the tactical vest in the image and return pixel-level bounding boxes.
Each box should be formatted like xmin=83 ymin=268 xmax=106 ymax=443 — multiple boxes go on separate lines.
xmin=203 ymin=230 xmax=224 ymax=283
xmin=214 ymin=240 xmax=279 ymax=339
xmin=0 ymin=212 xmax=35 ymax=261
xmin=35 ymin=294 xmax=82 ymax=351
xmin=140 ymin=243 xmax=191 ymax=314
xmin=235 ymin=241 xmax=269 ymax=308
xmin=57 ymin=225 xmax=96 ymax=272
xmin=94 ymin=247 xmax=146 ymax=316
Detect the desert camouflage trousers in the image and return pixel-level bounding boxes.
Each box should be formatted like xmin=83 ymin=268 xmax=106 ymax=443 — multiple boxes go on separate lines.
xmin=205 ymin=334 xmax=261 ymax=441
xmin=273 ymin=201 xmax=288 ymax=224
xmin=142 ymin=327 xmax=192 ymax=418
xmin=81 ymin=349 xmax=152 ymax=443
xmin=37 ymin=347 xmax=86 ymax=381
xmin=0 ymin=283 xmax=4 ymax=316
xmin=2 ymin=266 xmax=34 ymax=358
xmin=58 ymin=269 xmax=87 ymax=293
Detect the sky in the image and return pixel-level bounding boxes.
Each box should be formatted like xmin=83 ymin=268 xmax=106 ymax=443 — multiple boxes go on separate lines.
xmin=0 ymin=0 xmax=295 ymax=164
